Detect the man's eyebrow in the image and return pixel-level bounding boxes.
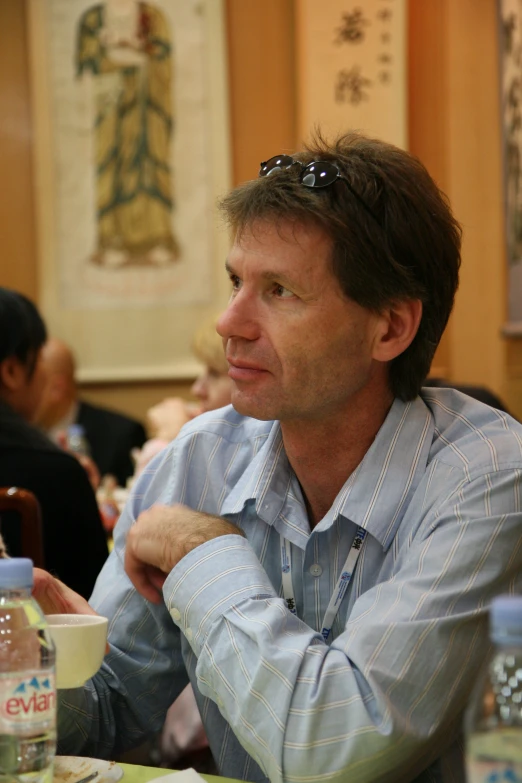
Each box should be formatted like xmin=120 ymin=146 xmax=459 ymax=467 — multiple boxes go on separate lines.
xmin=224 ymin=261 xmax=299 ymax=289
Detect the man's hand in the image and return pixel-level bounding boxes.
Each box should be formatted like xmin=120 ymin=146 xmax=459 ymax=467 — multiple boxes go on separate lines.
xmin=33 ymin=570 xmax=109 ymax=653
xmin=125 ymin=504 xmax=244 ymax=604
xmin=33 ymin=568 xmax=98 ymax=616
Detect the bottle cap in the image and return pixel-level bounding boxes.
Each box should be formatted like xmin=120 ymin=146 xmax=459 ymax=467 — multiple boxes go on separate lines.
xmin=68 ymin=424 xmax=85 ymax=437
xmin=490 ymin=595 xmax=522 ymax=645
xmin=0 ymin=558 xmax=34 ymax=589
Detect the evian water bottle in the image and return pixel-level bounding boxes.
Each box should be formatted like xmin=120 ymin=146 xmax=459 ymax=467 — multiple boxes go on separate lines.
xmin=465 ymin=595 xmax=522 ymax=783
xmin=0 ymin=559 xmax=56 ymax=783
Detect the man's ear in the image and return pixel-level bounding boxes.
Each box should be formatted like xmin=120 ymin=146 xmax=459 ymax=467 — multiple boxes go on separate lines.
xmin=0 ymin=357 xmax=27 ymax=392
xmin=372 ymin=299 xmax=423 ymax=363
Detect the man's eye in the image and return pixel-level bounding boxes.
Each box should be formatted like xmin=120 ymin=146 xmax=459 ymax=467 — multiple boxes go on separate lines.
xmin=274 ymin=284 xmax=293 ymax=298
xmin=230 ymin=275 xmax=241 ymax=290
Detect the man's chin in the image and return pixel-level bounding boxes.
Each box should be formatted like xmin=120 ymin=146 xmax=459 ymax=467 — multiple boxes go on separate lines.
xmin=230 ymin=394 xmax=276 ymax=422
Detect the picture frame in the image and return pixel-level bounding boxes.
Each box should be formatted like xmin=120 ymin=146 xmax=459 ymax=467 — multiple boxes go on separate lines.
xmin=28 ymin=0 xmax=231 ymax=381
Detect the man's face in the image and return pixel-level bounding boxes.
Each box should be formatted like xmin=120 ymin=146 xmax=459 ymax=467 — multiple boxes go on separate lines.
xmin=216 ymin=220 xmax=387 ymax=424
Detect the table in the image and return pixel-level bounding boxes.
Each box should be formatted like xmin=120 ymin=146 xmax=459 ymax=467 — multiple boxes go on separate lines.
xmin=119 ymin=762 xmax=236 ymax=783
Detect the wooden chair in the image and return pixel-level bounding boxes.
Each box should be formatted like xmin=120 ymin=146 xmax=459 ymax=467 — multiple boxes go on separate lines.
xmin=0 ymin=487 xmax=45 ymax=567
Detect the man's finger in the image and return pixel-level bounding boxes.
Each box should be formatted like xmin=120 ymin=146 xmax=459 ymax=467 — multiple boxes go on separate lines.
xmin=124 ymin=549 xmax=164 ymax=604
xmin=33 ymin=568 xmax=98 ymax=616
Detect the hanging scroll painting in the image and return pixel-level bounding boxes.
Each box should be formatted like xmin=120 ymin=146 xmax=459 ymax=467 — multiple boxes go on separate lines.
xmin=29 ymin=0 xmax=231 ymax=380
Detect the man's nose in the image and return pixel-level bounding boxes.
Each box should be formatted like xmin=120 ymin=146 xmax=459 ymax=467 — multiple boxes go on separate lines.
xmin=217 ymin=292 xmax=259 ymax=342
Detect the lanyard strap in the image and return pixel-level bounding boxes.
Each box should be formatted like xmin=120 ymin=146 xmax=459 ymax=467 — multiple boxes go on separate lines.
xmin=280 ymin=526 xmax=367 ymax=642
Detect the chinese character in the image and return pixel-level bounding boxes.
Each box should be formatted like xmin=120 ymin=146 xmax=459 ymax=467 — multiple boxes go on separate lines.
xmin=378 ymin=70 xmax=391 ymax=84
xmin=502 ymin=12 xmax=517 ymax=56
xmin=335 ymin=9 xmax=370 ymax=44
xmin=335 ymin=66 xmax=372 ymax=105
xmin=377 ymin=8 xmax=393 ymax=22
xmin=377 ymin=53 xmax=393 ymax=64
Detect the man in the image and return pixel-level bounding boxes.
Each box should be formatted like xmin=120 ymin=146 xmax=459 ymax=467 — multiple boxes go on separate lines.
xmin=47 ymin=134 xmax=522 ymax=782
xmin=36 ymin=337 xmax=146 ymax=487
xmin=0 ymin=289 xmax=108 ymax=598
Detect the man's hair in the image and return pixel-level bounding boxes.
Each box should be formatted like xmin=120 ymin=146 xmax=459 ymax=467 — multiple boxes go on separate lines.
xmin=0 ymin=288 xmax=47 ymax=377
xmin=219 ymin=132 xmax=462 ymax=401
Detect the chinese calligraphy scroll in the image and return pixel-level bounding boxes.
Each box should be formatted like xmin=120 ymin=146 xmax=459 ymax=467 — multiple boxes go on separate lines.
xmin=296 ymin=0 xmax=406 ymax=148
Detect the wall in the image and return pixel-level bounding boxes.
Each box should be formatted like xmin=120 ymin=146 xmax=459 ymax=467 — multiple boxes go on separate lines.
xmin=1 ymin=0 xmax=520 ymax=420
xmin=0 ymin=1 xmax=38 ymax=299
xmin=409 ymin=0 xmax=519 ymax=416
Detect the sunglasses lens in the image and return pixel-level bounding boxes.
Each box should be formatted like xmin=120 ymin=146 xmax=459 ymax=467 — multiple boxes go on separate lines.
xmin=301 ymin=162 xmax=340 ymax=188
xmin=259 ymin=155 xmax=295 ymax=177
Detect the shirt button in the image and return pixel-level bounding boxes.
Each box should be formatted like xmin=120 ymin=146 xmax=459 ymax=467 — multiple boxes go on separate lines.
xmin=309 ymin=563 xmax=322 ymax=577
xmin=185 ymin=627 xmax=194 ymax=641
xmin=171 ymin=608 xmax=181 ymax=622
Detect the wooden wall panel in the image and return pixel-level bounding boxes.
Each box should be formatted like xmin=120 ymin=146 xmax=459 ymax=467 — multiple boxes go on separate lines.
xmin=409 ymin=0 xmax=512 ymax=416
xmin=225 ymin=0 xmax=297 ymax=185
xmin=0 ymin=0 xmax=38 ymax=298
xmin=444 ymin=0 xmax=506 ymax=398
xmin=408 ymin=0 xmax=451 ymax=379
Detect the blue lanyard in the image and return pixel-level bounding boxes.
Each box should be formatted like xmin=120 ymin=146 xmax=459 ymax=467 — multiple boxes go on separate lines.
xmin=280 ymin=527 xmax=367 ymax=642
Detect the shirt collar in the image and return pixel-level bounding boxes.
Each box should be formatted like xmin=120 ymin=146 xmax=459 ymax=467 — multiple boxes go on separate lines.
xmin=221 ymin=395 xmax=434 ymax=551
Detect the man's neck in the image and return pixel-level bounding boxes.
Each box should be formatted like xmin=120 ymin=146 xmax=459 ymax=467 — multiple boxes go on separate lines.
xmin=281 ymin=391 xmax=394 ymax=528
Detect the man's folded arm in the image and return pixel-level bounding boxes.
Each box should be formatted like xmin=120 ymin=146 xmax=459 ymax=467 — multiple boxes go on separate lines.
xmin=165 ymin=470 xmax=522 ymax=783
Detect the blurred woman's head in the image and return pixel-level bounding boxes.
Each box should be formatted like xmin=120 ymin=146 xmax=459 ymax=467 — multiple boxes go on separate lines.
xmin=191 ymin=315 xmax=232 ymax=413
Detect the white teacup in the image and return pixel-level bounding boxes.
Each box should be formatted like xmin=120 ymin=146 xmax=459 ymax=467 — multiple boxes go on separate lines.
xmin=45 ymin=614 xmax=108 ymax=689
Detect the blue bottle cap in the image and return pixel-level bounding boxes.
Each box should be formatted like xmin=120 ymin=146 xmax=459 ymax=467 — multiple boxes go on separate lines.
xmin=490 ymin=595 xmax=522 ymax=645
xmin=0 ymin=559 xmax=34 ymax=589
xmin=0 ymin=558 xmax=34 ymax=589
xmin=68 ymin=424 xmax=85 ymax=437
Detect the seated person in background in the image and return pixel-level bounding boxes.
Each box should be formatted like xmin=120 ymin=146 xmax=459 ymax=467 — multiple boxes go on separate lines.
xmin=36 ymin=337 xmax=146 ymax=487
xmin=133 ymin=315 xmax=233 ymax=476
xmin=36 ymin=133 xmax=522 ymax=782
xmin=0 ymin=288 xmax=108 ymax=599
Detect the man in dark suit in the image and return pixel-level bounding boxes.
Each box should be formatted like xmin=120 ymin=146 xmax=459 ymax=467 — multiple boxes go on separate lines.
xmin=37 ymin=338 xmax=146 ymax=487
xmin=0 ymin=288 xmax=108 ymax=598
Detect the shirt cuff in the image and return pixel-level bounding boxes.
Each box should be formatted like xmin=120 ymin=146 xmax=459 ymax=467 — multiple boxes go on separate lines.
xmin=163 ymin=534 xmax=277 ymax=656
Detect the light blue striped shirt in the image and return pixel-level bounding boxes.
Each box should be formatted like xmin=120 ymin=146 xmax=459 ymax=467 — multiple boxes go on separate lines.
xmin=58 ymin=388 xmax=522 ymax=783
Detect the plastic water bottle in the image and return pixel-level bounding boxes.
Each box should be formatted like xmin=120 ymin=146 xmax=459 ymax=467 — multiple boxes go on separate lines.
xmin=0 ymin=559 xmax=56 ymax=783
xmin=66 ymin=424 xmax=90 ymax=457
xmin=465 ymin=595 xmax=522 ymax=783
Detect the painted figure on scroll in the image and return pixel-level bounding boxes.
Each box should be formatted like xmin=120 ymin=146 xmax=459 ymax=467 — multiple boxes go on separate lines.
xmin=76 ymin=0 xmax=179 ymax=268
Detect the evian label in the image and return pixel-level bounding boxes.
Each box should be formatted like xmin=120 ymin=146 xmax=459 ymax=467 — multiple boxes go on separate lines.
xmin=0 ymin=672 xmax=56 ymax=730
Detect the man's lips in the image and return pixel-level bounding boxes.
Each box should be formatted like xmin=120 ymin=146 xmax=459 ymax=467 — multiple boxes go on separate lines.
xmin=227 ymin=359 xmax=268 ymax=381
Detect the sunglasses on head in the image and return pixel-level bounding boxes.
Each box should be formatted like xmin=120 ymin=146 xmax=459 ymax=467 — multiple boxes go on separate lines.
xmin=258 ymin=154 xmax=379 ymax=223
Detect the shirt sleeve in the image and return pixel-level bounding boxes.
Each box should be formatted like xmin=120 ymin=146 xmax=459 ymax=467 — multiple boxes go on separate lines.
xmin=165 ymin=467 xmax=522 ymax=783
